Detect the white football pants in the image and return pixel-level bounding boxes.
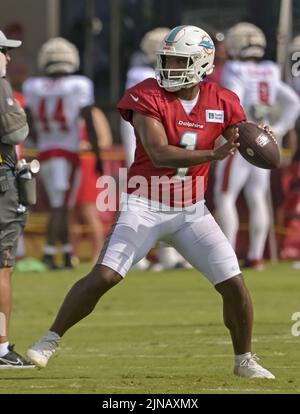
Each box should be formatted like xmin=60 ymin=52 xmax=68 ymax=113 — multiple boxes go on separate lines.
xmin=98 ymin=194 xmax=241 ymax=285
xmin=214 ymin=151 xmax=270 ymax=260
xmin=40 ymin=157 xmax=81 ymax=208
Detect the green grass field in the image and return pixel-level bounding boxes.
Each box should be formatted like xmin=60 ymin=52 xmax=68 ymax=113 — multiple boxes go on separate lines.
xmin=1 ymin=262 xmax=299 ymax=394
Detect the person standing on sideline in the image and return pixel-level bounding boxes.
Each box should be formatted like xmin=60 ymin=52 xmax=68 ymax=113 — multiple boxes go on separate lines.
xmin=27 ymin=25 xmax=274 ymax=378
xmin=0 ymin=29 xmax=33 ymax=368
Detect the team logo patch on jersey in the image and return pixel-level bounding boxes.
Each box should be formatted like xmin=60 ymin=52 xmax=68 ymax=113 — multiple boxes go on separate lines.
xmin=205 ymin=110 xmax=224 ymax=123
xmin=255 ymin=133 xmax=270 ymax=147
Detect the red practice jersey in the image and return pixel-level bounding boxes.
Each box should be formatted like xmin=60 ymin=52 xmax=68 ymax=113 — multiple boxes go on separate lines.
xmin=118 ymin=78 xmax=245 ymax=207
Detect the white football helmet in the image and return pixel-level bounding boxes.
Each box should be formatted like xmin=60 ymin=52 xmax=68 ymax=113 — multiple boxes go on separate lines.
xmin=38 ymin=37 xmax=80 ymax=75
xmin=140 ymin=27 xmax=170 ymax=65
xmin=225 ymin=22 xmax=266 ymax=59
xmin=155 ymin=25 xmax=215 ymax=92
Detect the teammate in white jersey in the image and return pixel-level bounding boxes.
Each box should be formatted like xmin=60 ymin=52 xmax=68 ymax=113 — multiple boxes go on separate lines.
xmin=23 ymin=38 xmax=102 ymax=270
xmin=279 ymin=35 xmax=300 ymax=261
xmin=214 ymin=23 xmax=300 ymax=269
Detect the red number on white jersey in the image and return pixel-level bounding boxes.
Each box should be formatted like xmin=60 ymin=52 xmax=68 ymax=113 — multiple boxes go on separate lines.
xmin=38 ymin=97 xmax=68 ymax=132
xmin=258 ymin=81 xmax=270 ymax=104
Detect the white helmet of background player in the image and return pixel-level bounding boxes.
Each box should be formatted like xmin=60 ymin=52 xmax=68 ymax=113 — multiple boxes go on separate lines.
xmin=225 ymin=22 xmax=266 ymax=59
xmin=38 ymin=37 xmax=80 ymax=75
xmin=155 ymin=25 xmax=215 ymax=92
xmin=140 ymin=27 xmax=170 ymax=65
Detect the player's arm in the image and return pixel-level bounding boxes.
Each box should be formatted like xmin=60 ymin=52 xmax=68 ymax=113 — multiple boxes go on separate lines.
xmin=80 ymin=105 xmax=103 ymax=173
xmin=91 ymin=107 xmax=112 ymax=149
xmin=0 ymin=78 xmax=29 ymax=145
xmin=24 ymin=106 xmax=38 ymax=143
xmin=272 ymin=82 xmax=300 ymax=140
xmin=280 ymin=127 xmax=298 ymax=167
xmin=221 ymin=63 xmax=245 ymax=103
xmin=133 ymin=112 xmax=239 ymax=168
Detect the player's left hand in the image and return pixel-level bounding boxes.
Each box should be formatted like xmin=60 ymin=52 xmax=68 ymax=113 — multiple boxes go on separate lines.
xmin=213 ymin=127 xmax=240 ymax=160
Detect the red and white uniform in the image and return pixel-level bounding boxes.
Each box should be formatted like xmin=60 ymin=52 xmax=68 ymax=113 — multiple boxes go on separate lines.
xmin=23 ymin=75 xmax=94 ymax=208
xmin=97 ymin=78 xmax=246 ymax=283
xmin=214 ymin=60 xmax=300 ymax=260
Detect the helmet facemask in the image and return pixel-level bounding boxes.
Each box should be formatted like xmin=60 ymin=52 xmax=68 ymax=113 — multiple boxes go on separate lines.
xmin=155 ymin=25 xmax=215 ymax=92
xmin=156 ymin=52 xmax=214 ymax=92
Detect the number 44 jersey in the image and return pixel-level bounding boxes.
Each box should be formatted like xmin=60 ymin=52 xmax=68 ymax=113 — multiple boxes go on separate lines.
xmin=118 ymin=78 xmax=245 ymax=206
xmin=23 ymin=75 xmax=94 ymax=156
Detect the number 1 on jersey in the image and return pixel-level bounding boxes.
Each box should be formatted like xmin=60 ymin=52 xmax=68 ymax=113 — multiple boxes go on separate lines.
xmin=175 ymin=132 xmax=197 ymax=179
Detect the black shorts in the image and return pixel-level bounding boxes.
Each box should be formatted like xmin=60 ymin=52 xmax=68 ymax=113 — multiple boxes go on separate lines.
xmin=0 ymin=176 xmax=27 ymax=267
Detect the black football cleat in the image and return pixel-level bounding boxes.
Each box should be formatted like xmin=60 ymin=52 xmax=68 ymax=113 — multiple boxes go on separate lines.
xmin=0 ymin=345 xmax=35 ymax=369
xmin=63 ymin=253 xmax=74 ymax=269
xmin=42 ymin=254 xmax=60 ymax=271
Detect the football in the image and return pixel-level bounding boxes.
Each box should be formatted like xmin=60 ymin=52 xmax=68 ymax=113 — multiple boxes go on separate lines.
xmin=236 ymin=121 xmax=280 ymax=169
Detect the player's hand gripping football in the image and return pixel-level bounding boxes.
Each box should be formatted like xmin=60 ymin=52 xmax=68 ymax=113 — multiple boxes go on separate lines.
xmin=258 ymin=124 xmax=275 ymax=139
xmin=246 ymin=121 xmax=276 ymax=140
xmin=212 ymin=127 xmax=240 ymax=160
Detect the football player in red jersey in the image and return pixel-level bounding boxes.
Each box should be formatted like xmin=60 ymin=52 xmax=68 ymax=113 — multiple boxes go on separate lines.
xmin=27 ymin=26 xmax=274 ymax=378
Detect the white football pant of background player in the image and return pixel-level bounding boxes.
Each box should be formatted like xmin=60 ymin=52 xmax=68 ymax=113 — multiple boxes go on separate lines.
xmin=214 ymin=23 xmax=300 ymax=266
